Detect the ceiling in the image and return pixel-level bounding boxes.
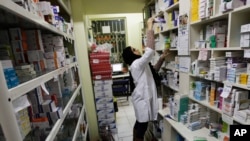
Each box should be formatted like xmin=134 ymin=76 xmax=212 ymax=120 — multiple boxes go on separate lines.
xmin=81 ymin=0 xmax=147 ymax=14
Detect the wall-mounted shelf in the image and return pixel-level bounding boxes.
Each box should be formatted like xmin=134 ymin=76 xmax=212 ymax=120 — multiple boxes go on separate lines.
xmin=0 ymin=1 xmax=74 ymax=40
xmin=165 ymin=2 xmax=179 ymax=12
xmin=9 ymin=62 xmax=78 ymax=100
xmin=46 ymin=85 xmax=82 ymax=141
xmin=159 ymin=108 xmax=220 ymax=141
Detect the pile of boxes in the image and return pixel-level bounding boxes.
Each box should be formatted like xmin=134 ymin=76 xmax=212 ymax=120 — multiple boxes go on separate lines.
xmin=9 ymin=28 xmax=29 ymax=66
xmin=192 ymin=50 xmax=250 ymax=87
xmin=9 ymin=28 xmax=67 ymax=70
xmin=233 ymin=89 xmax=250 ymax=122
xmin=220 ymin=87 xmax=250 ymax=123
xmin=225 ymin=51 xmax=247 ymax=84
xmin=42 ymin=34 xmax=66 ymax=70
xmin=209 ymin=57 xmax=226 ymax=80
xmin=240 ymin=23 xmax=250 ymax=48
xmin=190 ymin=80 xmax=224 ymax=109
xmin=172 ymin=94 xmax=189 ymax=121
xmin=186 ymin=103 xmax=207 ymax=131
xmin=8 ymin=28 xmax=46 ymax=72
xmin=220 ymin=0 xmax=245 ymax=13
xmin=89 ymin=52 xmax=117 ymax=134
xmin=199 ymin=0 xmax=213 ymax=19
xmin=15 ymin=64 xmax=36 ymax=83
xmin=194 ymin=20 xmax=227 ymax=49
xmin=26 ymin=86 xmax=63 ymax=140
xmin=180 ymin=101 xmax=220 ymax=133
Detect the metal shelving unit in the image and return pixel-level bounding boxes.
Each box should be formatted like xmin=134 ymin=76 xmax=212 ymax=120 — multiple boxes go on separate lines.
xmin=0 ymin=0 xmax=88 ymax=141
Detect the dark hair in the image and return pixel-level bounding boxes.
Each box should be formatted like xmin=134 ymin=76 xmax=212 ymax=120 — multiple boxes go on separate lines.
xmin=122 ymin=46 xmax=141 ymax=65
xmin=122 ymin=46 xmax=161 ymax=92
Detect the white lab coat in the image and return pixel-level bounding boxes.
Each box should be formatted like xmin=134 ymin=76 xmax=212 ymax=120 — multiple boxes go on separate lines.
xmin=130 ymin=47 xmax=159 ymax=122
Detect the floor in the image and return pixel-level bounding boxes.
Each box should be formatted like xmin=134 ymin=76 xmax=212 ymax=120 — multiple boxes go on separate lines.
xmin=113 ymin=97 xmax=135 ymax=141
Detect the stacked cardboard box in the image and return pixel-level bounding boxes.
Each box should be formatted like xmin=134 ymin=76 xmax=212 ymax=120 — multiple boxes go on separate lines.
xmin=89 ymin=52 xmax=117 ymax=134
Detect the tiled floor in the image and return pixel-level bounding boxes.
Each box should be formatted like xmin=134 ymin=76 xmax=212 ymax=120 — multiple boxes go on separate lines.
xmin=113 ymin=97 xmax=135 ymax=141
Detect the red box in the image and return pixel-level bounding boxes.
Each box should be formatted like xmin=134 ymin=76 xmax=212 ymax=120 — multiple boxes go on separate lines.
xmin=89 ymin=52 xmax=110 ymax=60
xmin=89 ymin=59 xmax=110 ymax=64
xmin=90 ymin=63 xmax=112 ymax=72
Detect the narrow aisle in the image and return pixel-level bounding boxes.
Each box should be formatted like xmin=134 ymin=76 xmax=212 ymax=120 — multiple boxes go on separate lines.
xmin=113 ymin=97 xmax=135 ymax=141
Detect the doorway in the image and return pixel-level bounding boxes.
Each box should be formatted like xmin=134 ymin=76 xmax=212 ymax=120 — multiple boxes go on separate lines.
xmin=91 ymin=18 xmax=127 ymax=63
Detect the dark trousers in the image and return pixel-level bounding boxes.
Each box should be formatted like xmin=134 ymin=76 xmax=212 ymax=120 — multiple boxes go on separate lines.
xmin=133 ymin=120 xmax=148 ymax=139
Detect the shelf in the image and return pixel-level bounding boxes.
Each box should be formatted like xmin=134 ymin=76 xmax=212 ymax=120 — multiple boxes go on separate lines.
xmin=161 ymin=26 xmax=178 ymax=33
xmin=188 ymin=95 xmax=222 ymax=113
xmin=223 ymin=81 xmax=250 ymax=91
xmin=165 ymin=2 xmax=179 ymax=12
xmin=189 ymin=73 xmax=223 ymax=83
xmin=72 ymin=106 xmax=85 ymax=141
xmin=159 ymin=108 xmax=220 ymax=141
xmin=84 ymin=124 xmax=89 ymax=141
xmin=46 ymin=84 xmax=82 ymax=141
xmin=162 ymin=83 xmax=179 ymax=92
xmin=232 ymin=4 xmax=250 ymax=14
xmin=9 ymin=62 xmax=78 ymax=101
xmin=0 ymin=0 xmax=74 ymax=40
xmin=169 ymin=48 xmax=178 ymax=51
xmin=191 ymin=13 xmax=229 ymax=26
xmin=233 ymin=116 xmax=250 ymax=125
xmin=162 ymin=66 xmax=179 ymax=72
xmin=190 ymin=47 xmax=243 ymax=51
xmin=56 ymin=0 xmax=71 ymax=16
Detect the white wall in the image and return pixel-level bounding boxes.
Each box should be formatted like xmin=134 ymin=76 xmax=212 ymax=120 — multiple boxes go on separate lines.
xmin=87 ymin=13 xmax=143 ymax=51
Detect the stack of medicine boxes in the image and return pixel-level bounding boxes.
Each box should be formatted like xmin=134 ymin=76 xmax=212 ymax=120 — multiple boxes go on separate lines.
xmin=173 ymin=94 xmax=189 ymax=122
xmin=13 ymin=95 xmax=32 ymax=139
xmin=0 ymin=60 xmax=19 ymax=89
xmin=89 ymin=52 xmax=117 ymax=134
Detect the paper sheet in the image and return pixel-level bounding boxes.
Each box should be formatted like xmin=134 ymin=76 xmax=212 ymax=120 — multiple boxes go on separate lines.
xmin=179 ymin=57 xmax=191 ymax=73
xmin=178 ymin=13 xmax=189 ymax=55
xmin=178 ymin=35 xmax=189 ymax=55
xmin=102 ymin=26 xmax=111 ymax=34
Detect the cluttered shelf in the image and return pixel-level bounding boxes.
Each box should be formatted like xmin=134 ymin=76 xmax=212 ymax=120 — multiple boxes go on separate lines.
xmin=158 ymin=107 xmax=222 ymax=141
